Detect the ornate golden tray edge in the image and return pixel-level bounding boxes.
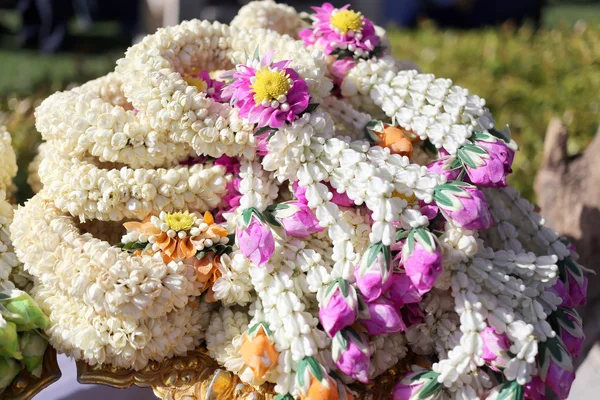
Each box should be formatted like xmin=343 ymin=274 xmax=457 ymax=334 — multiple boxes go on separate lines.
xmin=76 ymin=346 xmax=411 ymax=400
xmin=3 ymin=346 xmax=62 ymax=400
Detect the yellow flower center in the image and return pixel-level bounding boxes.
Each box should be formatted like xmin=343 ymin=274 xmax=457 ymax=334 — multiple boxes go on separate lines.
xmin=251 ymin=68 xmax=292 ymax=104
xmin=165 ymin=212 xmax=196 ymax=231
xmin=393 ymin=190 xmax=417 ymax=203
xmin=185 ymin=76 xmax=208 ymax=92
xmin=330 ymin=9 xmax=364 ymax=34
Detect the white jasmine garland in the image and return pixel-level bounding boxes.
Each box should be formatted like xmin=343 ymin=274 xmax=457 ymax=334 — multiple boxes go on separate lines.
xmin=0 ymin=191 xmax=22 ymax=290
xmin=35 ymin=73 xmax=194 ymax=168
xmin=230 ymin=0 xmax=305 ymax=38
xmin=370 ymin=69 xmax=495 ymax=154
xmin=10 ymin=194 xmax=203 ymax=320
xmin=15 ymin=8 xmax=587 ymax=399
xmin=321 ymin=95 xmax=372 ymax=141
xmin=0 ymin=126 xmax=17 ymax=192
xmin=38 ymin=147 xmax=229 ymax=221
xmin=115 ymin=20 xmax=256 ymax=159
xmin=27 ymin=142 xmax=49 ymax=194
xmin=32 ymin=281 xmax=213 ymax=370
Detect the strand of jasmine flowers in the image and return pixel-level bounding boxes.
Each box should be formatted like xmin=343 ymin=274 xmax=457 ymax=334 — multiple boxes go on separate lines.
xmin=320 ymin=95 xmax=372 ymax=142
xmin=405 ymin=290 xmax=462 ymax=359
xmin=483 ymin=187 xmax=570 ymax=260
xmin=433 ymin=248 xmax=560 ymax=388
xmin=32 ymin=281 xmax=213 ymax=370
xmin=38 ymin=147 xmax=229 ymax=222
xmin=244 ymin=236 xmax=331 ymax=395
xmin=10 ymin=194 xmax=203 ymax=320
xmin=338 ymin=56 xmax=400 ymax=117
xmin=370 ymin=68 xmax=495 ymax=154
xmin=34 ymin=73 xmax=194 ymax=168
xmin=230 ymin=0 xmax=305 ymax=40
xmin=0 ymin=190 xmax=26 ymax=291
xmin=116 ymin=20 xmax=257 ymax=159
xmin=205 ymin=305 xmax=251 ymax=370
xmin=0 ymin=126 xmax=17 ymax=194
xmin=238 ymin=158 xmax=280 ymax=212
xmin=368 ymin=332 xmax=408 ymax=379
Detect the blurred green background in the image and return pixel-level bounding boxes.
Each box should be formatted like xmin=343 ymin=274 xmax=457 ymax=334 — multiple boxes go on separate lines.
xmin=1 ymin=3 xmax=599 ymax=202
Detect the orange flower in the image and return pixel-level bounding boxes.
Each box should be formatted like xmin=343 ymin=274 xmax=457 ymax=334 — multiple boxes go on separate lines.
xmin=301 ymin=377 xmax=340 ymax=400
xmin=156 ymin=234 xmax=197 ymax=262
xmin=123 ymin=217 xmax=161 ymax=236
xmin=193 ymin=253 xmax=221 ymax=300
xmin=190 ymin=211 xmax=228 ymax=249
xmin=376 ymin=125 xmax=414 ymax=158
xmin=240 ymin=325 xmax=279 ymax=380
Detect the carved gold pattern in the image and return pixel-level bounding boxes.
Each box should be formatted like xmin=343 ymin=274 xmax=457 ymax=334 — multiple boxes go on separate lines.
xmin=3 ymin=346 xmax=62 ymax=400
xmin=76 ymin=346 xmax=412 ymax=400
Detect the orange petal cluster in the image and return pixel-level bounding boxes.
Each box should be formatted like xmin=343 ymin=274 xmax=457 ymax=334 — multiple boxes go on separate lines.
xmin=376 ymin=125 xmax=414 ymax=158
xmin=240 ymin=327 xmax=279 ymax=380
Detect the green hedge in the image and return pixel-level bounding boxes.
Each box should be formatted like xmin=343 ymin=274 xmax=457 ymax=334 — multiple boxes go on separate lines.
xmin=388 ymin=23 xmax=600 ymax=200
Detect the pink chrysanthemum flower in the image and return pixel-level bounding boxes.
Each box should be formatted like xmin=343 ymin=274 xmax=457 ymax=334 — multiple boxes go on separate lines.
xmin=299 ymin=2 xmax=381 ymax=57
xmin=221 ymin=52 xmax=310 ymax=128
xmin=184 ymin=70 xmax=226 ymax=102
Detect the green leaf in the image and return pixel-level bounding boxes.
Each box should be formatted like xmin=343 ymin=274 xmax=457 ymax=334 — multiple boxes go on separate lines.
xmin=396 ymin=229 xmax=409 ymax=242
xmin=457 ymin=143 xmax=489 ymax=169
xmin=365 ymin=242 xmax=382 ymax=269
xmin=414 ymin=228 xmax=436 ymax=253
xmin=242 ymin=208 xmax=255 ymax=227
xmin=422 ymin=139 xmax=437 ymax=155
xmin=304 ymin=103 xmax=320 ymax=114
xmin=497 ymin=381 xmax=524 ymax=400
xmin=306 ymin=357 xmax=323 ymax=382
xmin=417 ymin=372 xmax=442 ymax=399
xmin=336 ymin=49 xmax=354 ymax=60
xmin=255 ymin=126 xmax=272 ymax=136
xmin=262 ymin=210 xmax=282 ymax=227
xmin=488 ymin=128 xmax=511 ymax=143
xmin=274 ymin=395 xmax=294 ymax=400
xmin=407 ymin=230 xmax=416 ymax=254
xmin=547 ymin=337 xmax=564 ymax=363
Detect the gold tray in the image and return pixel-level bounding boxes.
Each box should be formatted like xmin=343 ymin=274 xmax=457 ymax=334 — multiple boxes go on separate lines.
xmin=3 ymin=347 xmax=62 ymax=400
xmin=76 ymin=347 xmax=409 ymax=399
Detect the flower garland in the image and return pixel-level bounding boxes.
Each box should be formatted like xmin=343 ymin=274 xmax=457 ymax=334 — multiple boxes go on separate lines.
xmin=27 ymin=142 xmax=49 ymax=194
xmin=35 ymin=74 xmax=194 ymax=168
xmin=0 ymin=191 xmax=21 ymax=290
xmin=9 ymin=3 xmax=587 ymax=399
xmin=0 ymin=126 xmax=17 ymax=194
xmin=230 ymin=0 xmax=305 ymax=38
xmin=10 ymin=194 xmax=205 ymax=320
xmin=37 ymin=147 xmax=230 ymax=221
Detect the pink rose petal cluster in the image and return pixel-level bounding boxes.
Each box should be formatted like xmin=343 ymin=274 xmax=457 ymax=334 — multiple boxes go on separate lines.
xmin=480 ymin=327 xmax=510 ymax=369
xmin=465 ymin=139 xmax=515 ymax=188
xmin=353 ymin=244 xmax=392 ymax=301
xmin=319 ymin=280 xmax=358 ymax=337
xmin=236 ymin=213 xmax=275 ymax=267
xmin=401 ymin=241 xmax=442 ymax=295
xmin=272 ymin=201 xmax=323 ymax=238
xmin=362 ymin=297 xmax=405 ymax=335
xmin=434 ymin=183 xmax=493 ymax=230
xmin=333 ymin=329 xmax=370 ymax=383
